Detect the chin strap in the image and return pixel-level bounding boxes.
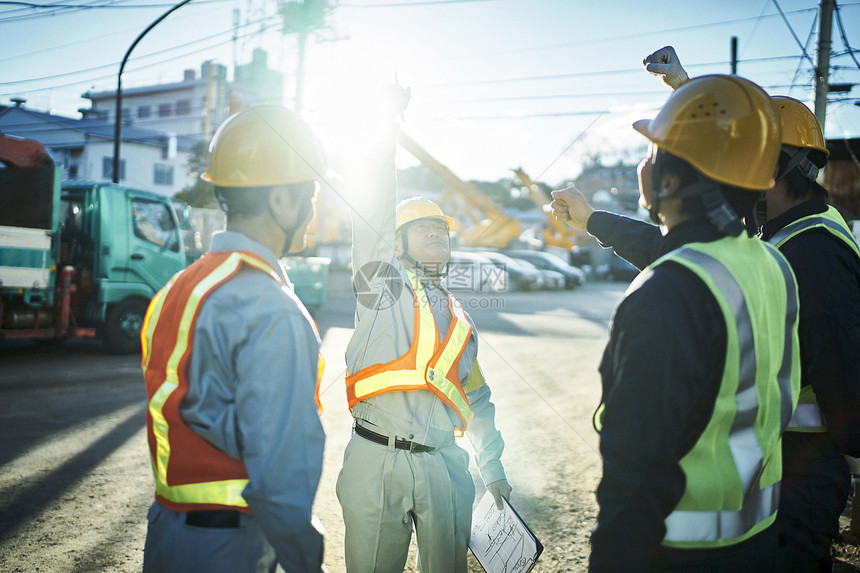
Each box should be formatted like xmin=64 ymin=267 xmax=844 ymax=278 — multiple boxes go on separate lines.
xmin=651 ymin=169 xmax=745 ymax=237
xmin=700 ymin=188 xmax=745 ymax=237
xmin=400 ymin=253 xmax=448 ymax=279
xmin=278 ymin=189 xmax=315 ymax=256
xmin=779 ymin=147 xmax=819 ymax=183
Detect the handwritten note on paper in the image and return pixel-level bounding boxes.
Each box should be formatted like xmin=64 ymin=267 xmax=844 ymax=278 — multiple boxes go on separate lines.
xmin=469 ymin=490 xmax=543 ymax=573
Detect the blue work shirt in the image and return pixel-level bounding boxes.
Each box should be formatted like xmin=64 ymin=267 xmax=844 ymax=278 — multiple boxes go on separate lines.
xmin=182 ymin=230 xmax=326 ymax=572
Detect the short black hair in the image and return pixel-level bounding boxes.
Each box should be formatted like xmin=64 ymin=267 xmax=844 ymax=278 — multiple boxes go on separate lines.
xmin=655 ymin=150 xmax=759 ymax=232
xmin=214 ymin=186 xmax=273 ymax=222
xmin=777 ymin=150 xmax=828 ymax=202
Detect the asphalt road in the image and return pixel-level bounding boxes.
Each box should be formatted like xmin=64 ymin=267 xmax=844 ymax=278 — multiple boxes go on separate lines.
xmin=0 ymin=270 xmax=627 ymax=572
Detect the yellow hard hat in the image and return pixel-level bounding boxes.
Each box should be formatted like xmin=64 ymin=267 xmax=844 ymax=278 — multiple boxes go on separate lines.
xmin=202 ymin=105 xmax=326 ymax=187
xmin=395 ymin=197 xmax=455 ymax=232
xmin=633 ymin=74 xmax=782 ymax=191
xmin=772 ymin=96 xmax=829 ymax=158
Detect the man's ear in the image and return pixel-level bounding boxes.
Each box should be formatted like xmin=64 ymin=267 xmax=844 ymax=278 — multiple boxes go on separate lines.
xmin=268 ymin=186 xmax=289 ymax=217
xmin=659 ymin=172 xmax=682 ymax=198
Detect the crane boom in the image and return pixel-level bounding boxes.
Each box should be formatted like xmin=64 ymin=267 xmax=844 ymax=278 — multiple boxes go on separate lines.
xmin=397 ymin=131 xmax=520 ymax=248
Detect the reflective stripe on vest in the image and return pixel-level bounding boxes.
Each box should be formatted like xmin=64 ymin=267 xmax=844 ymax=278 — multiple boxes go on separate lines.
xmin=769 ymin=205 xmax=860 ymax=259
xmin=769 ymin=206 xmax=859 ymax=432
xmin=345 ymin=268 xmax=474 ymax=429
xmin=142 ymin=251 xmax=323 ymax=511
xmin=655 ymin=237 xmax=799 ymax=547
xmin=786 ymin=385 xmax=826 ymax=431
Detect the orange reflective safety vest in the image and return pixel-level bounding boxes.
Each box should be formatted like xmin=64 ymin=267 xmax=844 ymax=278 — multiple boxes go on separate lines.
xmin=141 ymin=250 xmax=323 ymax=513
xmin=346 ymin=269 xmax=475 ymax=431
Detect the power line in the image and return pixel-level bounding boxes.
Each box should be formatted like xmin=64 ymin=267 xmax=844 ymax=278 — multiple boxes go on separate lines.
xmin=0 ymin=12 xmax=280 ymax=96
xmin=835 ymin=2 xmax=860 ymax=72
xmin=770 ymin=0 xmax=817 ymax=69
xmin=0 ymin=0 xmax=233 ymax=24
xmin=339 ymin=0 xmax=497 ymax=6
xmin=0 ymin=1 xmax=191 ymax=8
xmin=414 ymin=55 xmax=806 ymax=88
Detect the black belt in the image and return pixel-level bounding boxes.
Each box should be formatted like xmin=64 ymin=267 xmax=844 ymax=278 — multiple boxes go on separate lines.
xmin=186 ymin=510 xmax=241 ymax=528
xmin=354 ymin=423 xmax=434 ymax=453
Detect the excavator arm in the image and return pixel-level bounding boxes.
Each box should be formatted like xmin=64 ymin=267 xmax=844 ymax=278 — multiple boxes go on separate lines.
xmin=397 ymin=131 xmax=520 ymax=248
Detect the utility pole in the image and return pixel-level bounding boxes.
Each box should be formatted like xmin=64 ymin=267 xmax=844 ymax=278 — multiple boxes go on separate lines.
xmin=279 ymin=0 xmax=334 ymax=116
xmin=730 ymin=36 xmax=738 ymax=75
xmin=813 ymin=0 xmax=834 ymax=130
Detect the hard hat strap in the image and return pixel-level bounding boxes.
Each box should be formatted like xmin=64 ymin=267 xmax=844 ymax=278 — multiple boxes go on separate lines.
xmin=700 ymin=188 xmax=745 ymax=237
xmin=652 ymin=156 xmax=745 ymax=236
xmin=278 ymin=186 xmax=316 ymax=256
xmin=778 ymin=147 xmax=819 ymax=183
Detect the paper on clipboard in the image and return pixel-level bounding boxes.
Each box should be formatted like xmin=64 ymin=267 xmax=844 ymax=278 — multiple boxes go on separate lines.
xmin=469 ymin=490 xmax=543 ymax=573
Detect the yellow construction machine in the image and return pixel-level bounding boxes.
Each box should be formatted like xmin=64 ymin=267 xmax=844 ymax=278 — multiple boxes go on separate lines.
xmin=512 ymin=167 xmax=589 ymax=250
xmin=397 ymin=131 xmax=521 ymax=249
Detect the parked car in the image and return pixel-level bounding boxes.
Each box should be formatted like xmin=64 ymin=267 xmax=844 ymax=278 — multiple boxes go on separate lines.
xmin=505 ymin=249 xmax=586 ymax=289
xmin=477 ymin=251 xmax=545 ymax=291
xmin=534 ymin=265 xmax=566 ymax=290
xmin=448 ymin=250 xmax=509 ymax=292
xmin=510 ymin=258 xmax=565 ymax=290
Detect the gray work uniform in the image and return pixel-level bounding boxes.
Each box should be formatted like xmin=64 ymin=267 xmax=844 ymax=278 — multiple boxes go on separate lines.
xmin=143 ymin=231 xmax=326 ymax=573
xmin=336 ymin=132 xmax=506 ymax=573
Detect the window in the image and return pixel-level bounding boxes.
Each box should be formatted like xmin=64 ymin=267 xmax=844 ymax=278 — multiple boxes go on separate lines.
xmin=153 ymin=164 xmax=174 ymax=186
xmin=158 ymin=103 xmax=171 ymax=117
xmin=175 ymin=99 xmax=191 ymax=115
xmin=138 ymin=105 xmax=151 ymax=119
xmin=132 ymin=199 xmax=179 ymax=251
xmin=121 ymin=107 xmax=131 ymax=121
xmin=102 ymin=157 xmax=126 ymax=181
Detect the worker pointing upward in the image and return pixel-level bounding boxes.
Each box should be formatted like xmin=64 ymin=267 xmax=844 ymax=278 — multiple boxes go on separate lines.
xmin=336 ymin=85 xmax=510 ymax=573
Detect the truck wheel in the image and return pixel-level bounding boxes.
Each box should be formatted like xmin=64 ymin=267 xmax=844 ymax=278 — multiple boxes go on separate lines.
xmin=104 ymin=299 xmax=148 ymax=354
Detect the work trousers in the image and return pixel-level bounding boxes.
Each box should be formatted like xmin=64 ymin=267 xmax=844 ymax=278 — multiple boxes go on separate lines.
xmin=143 ymin=502 xmax=279 ymax=573
xmin=776 ymin=432 xmax=851 ymax=573
xmin=336 ymin=432 xmax=475 ymax=573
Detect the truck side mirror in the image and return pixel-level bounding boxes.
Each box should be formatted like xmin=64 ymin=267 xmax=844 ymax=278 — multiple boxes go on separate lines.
xmin=178 ymin=204 xmax=192 ymax=230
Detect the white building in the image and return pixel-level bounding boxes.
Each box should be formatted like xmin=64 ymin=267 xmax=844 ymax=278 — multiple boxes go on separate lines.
xmin=0 ymin=50 xmax=285 ymax=197
xmin=0 ymin=100 xmax=196 ymax=195
xmin=83 ymin=60 xmax=229 ymax=142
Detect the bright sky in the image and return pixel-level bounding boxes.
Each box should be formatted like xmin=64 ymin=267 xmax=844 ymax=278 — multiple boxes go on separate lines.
xmin=1 ymin=0 xmax=859 ymax=187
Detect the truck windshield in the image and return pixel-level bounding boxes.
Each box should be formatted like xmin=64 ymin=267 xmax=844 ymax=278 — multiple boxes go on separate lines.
xmin=132 ymin=198 xmax=179 ymax=252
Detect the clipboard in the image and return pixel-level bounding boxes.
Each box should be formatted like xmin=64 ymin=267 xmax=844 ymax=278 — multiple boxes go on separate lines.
xmin=469 ymin=490 xmax=544 ymax=573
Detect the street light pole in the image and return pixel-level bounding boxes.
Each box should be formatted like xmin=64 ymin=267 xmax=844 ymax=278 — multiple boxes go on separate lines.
xmin=113 ymin=0 xmax=193 ymax=183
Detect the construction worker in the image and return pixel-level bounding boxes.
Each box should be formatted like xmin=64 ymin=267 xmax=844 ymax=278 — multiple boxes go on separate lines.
xmin=140 ymin=105 xmax=327 ymax=573
xmin=554 ymin=47 xmax=860 ymax=572
xmin=336 ymin=86 xmax=510 ymax=573
xmin=557 ymin=74 xmax=801 ymax=571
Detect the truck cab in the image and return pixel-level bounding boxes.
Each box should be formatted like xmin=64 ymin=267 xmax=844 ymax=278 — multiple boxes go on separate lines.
xmin=1 ymin=134 xmax=187 ymax=353
xmin=59 ymin=182 xmax=187 ymax=352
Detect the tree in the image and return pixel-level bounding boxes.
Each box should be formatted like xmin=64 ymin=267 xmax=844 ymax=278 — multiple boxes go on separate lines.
xmin=174 ymin=140 xmax=217 ymax=208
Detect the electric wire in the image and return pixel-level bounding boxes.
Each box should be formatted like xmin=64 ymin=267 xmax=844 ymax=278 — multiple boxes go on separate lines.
xmin=770 ymin=0 xmax=818 ymax=69
xmin=835 ymin=2 xmax=860 ymax=72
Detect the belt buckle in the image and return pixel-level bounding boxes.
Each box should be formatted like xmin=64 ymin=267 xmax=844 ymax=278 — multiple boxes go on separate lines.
xmin=408 ymin=440 xmax=417 ymax=453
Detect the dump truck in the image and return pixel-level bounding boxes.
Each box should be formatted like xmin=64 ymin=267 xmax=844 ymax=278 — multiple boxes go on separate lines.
xmin=0 ymin=133 xmax=187 ymax=353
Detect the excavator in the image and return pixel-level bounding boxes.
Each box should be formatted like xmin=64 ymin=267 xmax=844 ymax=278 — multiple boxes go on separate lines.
xmin=397 ymin=131 xmax=521 ymax=249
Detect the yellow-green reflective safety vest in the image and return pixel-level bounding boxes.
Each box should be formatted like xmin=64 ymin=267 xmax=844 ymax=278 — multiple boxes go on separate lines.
xmin=769 ymin=205 xmax=860 ymax=433
xmin=655 ymin=236 xmax=799 ymax=548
